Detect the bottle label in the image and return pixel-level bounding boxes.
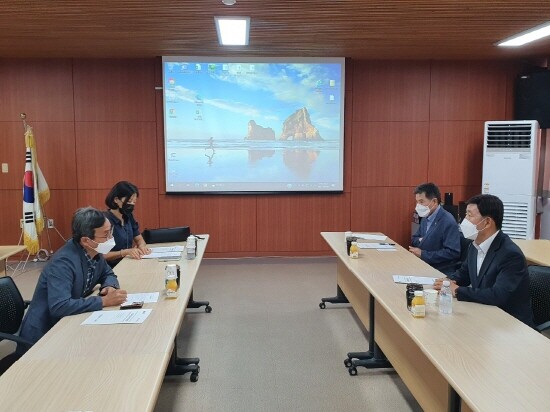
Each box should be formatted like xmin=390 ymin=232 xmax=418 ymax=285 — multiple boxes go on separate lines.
xmin=412 ymin=304 xmax=425 ymax=317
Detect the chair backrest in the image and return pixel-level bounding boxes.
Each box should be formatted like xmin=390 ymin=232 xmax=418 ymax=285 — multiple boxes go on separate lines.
xmin=142 ymin=226 xmax=191 ymax=244
xmin=0 ymin=277 xmax=26 ymax=335
xmin=528 ymin=266 xmax=550 ymax=329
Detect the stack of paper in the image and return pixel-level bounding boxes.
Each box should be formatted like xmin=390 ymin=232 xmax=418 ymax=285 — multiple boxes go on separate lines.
xmin=351 ymin=233 xmax=387 ymax=241
xmin=142 ymin=246 xmax=184 ymax=260
xmin=392 ymin=275 xmax=438 ymax=285
xmin=358 ymin=243 xmax=396 ymax=250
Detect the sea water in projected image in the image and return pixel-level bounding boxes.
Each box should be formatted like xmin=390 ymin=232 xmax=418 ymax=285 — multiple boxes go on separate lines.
xmin=166 ymin=138 xmax=340 ymax=184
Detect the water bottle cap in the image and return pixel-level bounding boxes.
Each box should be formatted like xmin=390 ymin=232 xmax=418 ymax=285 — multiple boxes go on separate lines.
xmin=443 ymin=280 xmax=450 ymax=286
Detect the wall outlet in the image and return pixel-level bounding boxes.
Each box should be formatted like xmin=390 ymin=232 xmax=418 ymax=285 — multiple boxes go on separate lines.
xmin=1 ymin=163 xmax=8 ymax=173
xmin=47 ymin=218 xmax=55 ymax=228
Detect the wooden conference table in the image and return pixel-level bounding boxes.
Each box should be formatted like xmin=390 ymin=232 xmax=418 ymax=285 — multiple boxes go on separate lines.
xmin=321 ymin=232 xmax=550 ymax=412
xmin=0 ymin=245 xmax=26 ymax=276
xmin=513 ymin=239 xmax=550 ymax=266
xmin=0 ymin=235 xmax=209 ymax=412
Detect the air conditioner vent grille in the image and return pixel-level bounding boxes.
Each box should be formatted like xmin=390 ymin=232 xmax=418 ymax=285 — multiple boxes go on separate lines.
xmin=486 ymin=124 xmax=532 ymax=149
xmin=502 ymin=201 xmax=529 ymax=239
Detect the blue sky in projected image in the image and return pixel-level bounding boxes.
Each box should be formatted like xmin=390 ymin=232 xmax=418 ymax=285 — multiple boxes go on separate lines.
xmin=164 ymin=62 xmax=342 ymax=141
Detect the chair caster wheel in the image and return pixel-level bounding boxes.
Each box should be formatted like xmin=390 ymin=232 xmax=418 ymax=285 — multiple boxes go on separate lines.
xmin=344 ymin=358 xmax=352 ymax=368
xmin=190 ymin=373 xmax=199 ymax=382
xmin=319 ymin=302 xmax=326 ymax=309
xmin=348 ymin=366 xmax=358 ymax=376
xmin=205 ymin=305 xmax=212 ymax=313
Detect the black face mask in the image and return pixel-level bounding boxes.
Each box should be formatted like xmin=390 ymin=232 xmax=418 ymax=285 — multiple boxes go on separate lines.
xmin=120 ymin=203 xmax=135 ymax=215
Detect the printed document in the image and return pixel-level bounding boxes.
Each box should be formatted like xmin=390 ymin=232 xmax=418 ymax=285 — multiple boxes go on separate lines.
xmin=125 ymin=292 xmax=159 ymax=303
xmin=358 ymin=243 xmax=396 ymax=250
xmin=392 ymin=275 xmax=438 ymax=285
xmin=351 ymin=233 xmax=387 ymax=241
xmin=142 ymin=246 xmax=184 ymax=259
xmin=81 ymin=309 xmax=152 ymax=325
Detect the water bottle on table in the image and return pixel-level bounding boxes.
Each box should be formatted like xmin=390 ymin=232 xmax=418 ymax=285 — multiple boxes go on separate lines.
xmin=439 ymin=280 xmax=453 ymax=314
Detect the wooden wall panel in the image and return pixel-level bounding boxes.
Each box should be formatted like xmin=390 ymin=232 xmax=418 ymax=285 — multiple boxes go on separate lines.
xmin=158 ymin=195 xmax=257 ymax=253
xmin=0 ymin=190 xmax=24 ymax=244
xmin=352 ymin=121 xmax=429 ymax=188
xmin=430 ymin=62 xmax=509 ymax=121
xmin=427 ymin=121 xmax=485 ymax=186
xmin=256 ymin=194 xmax=351 ymax=252
xmin=352 ymin=61 xmax=430 ymax=122
xmin=0 ymin=58 xmax=522 ymax=254
xmin=73 ymin=59 xmax=156 ymax=121
xmin=0 ymin=121 xmax=76 ymax=190
xmin=77 ymin=188 xmax=159 ymax=232
xmin=40 ymin=190 xmax=78 ymax=251
xmin=0 ymin=59 xmax=74 ymax=121
xmin=74 ymin=122 xmax=158 ymax=189
xmin=351 ymin=187 xmax=416 ymax=247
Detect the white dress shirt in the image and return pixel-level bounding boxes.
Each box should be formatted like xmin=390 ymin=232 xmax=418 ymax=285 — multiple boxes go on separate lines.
xmin=472 ymin=230 xmax=499 ymax=276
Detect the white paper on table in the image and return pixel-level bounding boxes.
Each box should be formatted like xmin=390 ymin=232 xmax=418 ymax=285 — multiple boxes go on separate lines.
xmin=81 ymin=309 xmax=152 ymax=325
xmin=392 ymin=275 xmax=437 ymax=285
xmin=125 ymin=292 xmax=159 ymax=303
xmin=142 ymin=251 xmax=182 ymax=259
xmin=351 ymin=233 xmax=387 ymax=241
xmin=358 ymin=243 xmax=396 ymax=250
xmin=149 ymin=246 xmax=184 ymax=253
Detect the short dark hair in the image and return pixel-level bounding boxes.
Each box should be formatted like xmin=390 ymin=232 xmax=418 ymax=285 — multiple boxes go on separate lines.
xmin=414 ymin=183 xmax=441 ymax=203
xmin=72 ymin=207 xmax=107 ymax=241
xmin=466 ymin=194 xmax=504 ymax=229
xmin=105 ymin=181 xmax=139 ymax=209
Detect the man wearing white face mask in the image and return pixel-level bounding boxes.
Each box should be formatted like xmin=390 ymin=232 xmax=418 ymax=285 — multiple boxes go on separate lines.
xmin=410 ymin=183 xmax=461 ymax=276
xmin=434 ymin=194 xmax=535 ymax=328
xmin=18 ymin=207 xmax=128 ymax=350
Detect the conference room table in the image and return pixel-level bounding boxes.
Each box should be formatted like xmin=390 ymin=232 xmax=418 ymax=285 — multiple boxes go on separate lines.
xmin=0 ymin=245 xmax=26 ymax=276
xmin=321 ymin=232 xmax=550 ymax=412
xmin=0 ymin=235 xmax=209 ymax=412
xmin=513 ymin=239 xmax=550 ymax=266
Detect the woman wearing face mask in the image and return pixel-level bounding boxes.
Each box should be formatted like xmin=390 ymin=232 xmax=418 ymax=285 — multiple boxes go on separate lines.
xmin=103 ymin=181 xmax=151 ymax=267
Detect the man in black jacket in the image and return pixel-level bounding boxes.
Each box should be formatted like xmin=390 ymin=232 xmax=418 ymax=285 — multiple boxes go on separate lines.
xmin=434 ymin=194 xmax=535 ymax=328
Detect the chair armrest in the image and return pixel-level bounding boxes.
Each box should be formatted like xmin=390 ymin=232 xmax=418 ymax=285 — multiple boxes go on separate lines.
xmin=0 ymin=332 xmax=33 ymax=350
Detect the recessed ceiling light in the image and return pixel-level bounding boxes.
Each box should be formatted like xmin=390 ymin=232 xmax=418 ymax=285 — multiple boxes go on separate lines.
xmin=222 ymin=0 xmax=237 ymax=5
xmin=215 ymin=17 xmax=250 ymax=46
xmin=498 ymin=21 xmax=550 ymax=47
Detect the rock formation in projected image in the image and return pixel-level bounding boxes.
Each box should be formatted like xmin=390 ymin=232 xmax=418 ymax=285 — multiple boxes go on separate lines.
xmin=246 ymin=120 xmax=276 ymax=140
xmin=280 ymin=107 xmax=322 ymax=141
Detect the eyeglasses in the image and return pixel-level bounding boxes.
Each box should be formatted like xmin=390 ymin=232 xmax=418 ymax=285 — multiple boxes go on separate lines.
xmin=95 ymin=227 xmax=114 ymax=240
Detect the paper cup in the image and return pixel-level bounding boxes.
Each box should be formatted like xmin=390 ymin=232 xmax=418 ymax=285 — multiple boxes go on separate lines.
xmin=424 ymin=289 xmax=438 ymax=306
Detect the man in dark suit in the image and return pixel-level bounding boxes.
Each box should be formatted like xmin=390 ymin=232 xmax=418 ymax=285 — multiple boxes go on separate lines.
xmin=18 ymin=207 xmax=128 ymax=350
xmin=434 ymin=194 xmax=535 ymax=328
xmin=410 ymin=183 xmax=461 ymax=276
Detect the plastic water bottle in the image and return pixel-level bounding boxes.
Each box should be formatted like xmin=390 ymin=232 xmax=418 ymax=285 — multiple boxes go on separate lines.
xmin=439 ymin=280 xmax=453 ymax=315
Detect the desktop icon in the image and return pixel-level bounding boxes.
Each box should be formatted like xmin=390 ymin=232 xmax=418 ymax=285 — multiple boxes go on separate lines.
xmin=329 ymin=79 xmax=336 ymax=87
xmin=195 ymin=64 xmax=202 ymax=71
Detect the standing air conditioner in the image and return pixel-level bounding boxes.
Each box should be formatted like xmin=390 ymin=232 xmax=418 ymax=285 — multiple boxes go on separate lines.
xmin=482 ymin=120 xmax=540 ymax=239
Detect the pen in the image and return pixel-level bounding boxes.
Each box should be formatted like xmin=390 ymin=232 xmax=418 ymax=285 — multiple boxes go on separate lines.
xmin=380 ymin=243 xmax=395 ymax=245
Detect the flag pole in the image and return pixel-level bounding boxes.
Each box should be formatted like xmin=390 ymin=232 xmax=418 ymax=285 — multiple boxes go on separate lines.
xmin=21 ymin=113 xmax=54 ymax=261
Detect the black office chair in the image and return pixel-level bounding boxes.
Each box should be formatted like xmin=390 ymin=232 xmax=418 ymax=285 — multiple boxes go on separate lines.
xmin=527 ymin=266 xmax=550 ymax=332
xmin=0 ymin=276 xmax=33 ymax=374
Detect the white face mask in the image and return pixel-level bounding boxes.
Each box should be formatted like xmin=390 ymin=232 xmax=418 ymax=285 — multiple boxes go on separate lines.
xmin=415 ymin=203 xmax=431 ymax=218
xmin=89 ymin=237 xmax=116 ymax=254
xmin=460 ymin=218 xmax=485 ymax=241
